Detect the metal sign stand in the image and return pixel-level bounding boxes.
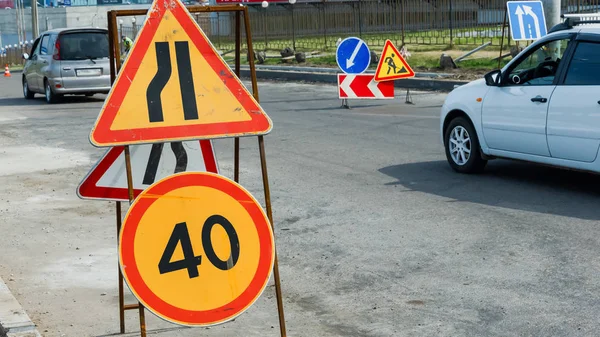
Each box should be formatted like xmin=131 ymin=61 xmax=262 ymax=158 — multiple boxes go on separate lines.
xmin=341 ymin=98 xmax=350 ymax=109
xmin=405 ymin=88 xmax=413 ymax=104
xmin=106 ymin=5 xmax=287 ymax=337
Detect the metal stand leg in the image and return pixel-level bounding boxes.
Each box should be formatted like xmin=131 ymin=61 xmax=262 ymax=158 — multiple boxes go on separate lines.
xmin=405 ymin=88 xmax=413 ymax=104
xmin=123 ymin=145 xmax=147 ymax=337
xmin=258 ymin=136 xmax=287 ymax=337
xmin=116 ymin=202 xmax=125 ymax=334
xmin=341 ymin=98 xmax=350 ymax=109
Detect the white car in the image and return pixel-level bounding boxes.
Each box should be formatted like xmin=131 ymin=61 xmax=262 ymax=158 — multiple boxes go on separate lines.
xmin=441 ymin=15 xmax=600 ymax=174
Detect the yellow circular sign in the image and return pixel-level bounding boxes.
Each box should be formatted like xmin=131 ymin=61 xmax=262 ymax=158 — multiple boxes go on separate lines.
xmin=119 ymin=172 xmax=275 ymax=326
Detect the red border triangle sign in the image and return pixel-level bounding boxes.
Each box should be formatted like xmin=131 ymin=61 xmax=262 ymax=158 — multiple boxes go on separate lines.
xmin=374 ymin=40 xmax=415 ymax=82
xmin=89 ymin=0 xmax=272 ymax=147
xmin=77 ymin=140 xmax=219 ymax=202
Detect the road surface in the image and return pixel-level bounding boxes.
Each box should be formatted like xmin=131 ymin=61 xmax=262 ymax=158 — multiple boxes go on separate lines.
xmin=0 ymin=75 xmax=599 ymax=337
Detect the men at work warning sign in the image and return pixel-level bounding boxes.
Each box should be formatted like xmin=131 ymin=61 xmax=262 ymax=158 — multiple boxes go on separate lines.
xmin=374 ymin=40 xmax=415 ymax=82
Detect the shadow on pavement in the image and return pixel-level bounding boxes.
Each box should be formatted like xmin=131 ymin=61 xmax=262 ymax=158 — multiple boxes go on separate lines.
xmin=379 ymin=159 xmax=600 ymax=221
xmin=292 ymin=103 xmax=391 ymax=112
xmin=95 ymin=326 xmax=191 ymax=336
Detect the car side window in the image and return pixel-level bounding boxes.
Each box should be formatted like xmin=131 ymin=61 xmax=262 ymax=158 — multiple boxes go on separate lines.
xmin=39 ymin=35 xmax=49 ymax=55
xmin=29 ymin=38 xmax=41 ymax=60
xmin=46 ymin=35 xmax=57 ymax=54
xmin=506 ymin=38 xmax=572 ymax=86
xmin=563 ymin=42 xmax=600 ymax=86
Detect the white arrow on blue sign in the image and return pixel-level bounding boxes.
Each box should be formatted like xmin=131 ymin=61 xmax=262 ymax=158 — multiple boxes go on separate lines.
xmin=336 ymin=37 xmax=371 ymax=74
xmin=507 ymin=1 xmax=547 ymax=41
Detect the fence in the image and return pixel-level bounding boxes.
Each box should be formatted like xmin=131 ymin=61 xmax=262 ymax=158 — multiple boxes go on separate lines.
xmin=173 ymin=0 xmax=600 ymax=53
xmin=0 ymin=41 xmax=34 ymax=67
xmin=236 ymin=0 xmax=600 ymax=51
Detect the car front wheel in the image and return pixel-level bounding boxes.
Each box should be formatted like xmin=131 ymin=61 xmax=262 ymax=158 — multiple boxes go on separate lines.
xmin=444 ymin=117 xmax=487 ymax=173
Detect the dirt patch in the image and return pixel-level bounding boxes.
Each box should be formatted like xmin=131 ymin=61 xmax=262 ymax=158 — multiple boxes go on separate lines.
xmin=414 ymin=66 xmax=489 ymax=81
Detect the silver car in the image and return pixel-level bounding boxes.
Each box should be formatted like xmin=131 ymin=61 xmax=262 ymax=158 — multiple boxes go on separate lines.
xmin=22 ymin=27 xmax=111 ymax=104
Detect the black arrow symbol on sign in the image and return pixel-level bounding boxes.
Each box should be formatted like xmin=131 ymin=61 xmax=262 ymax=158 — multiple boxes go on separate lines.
xmin=146 ymin=41 xmax=199 ymax=123
xmin=142 ymin=142 xmax=188 ymax=186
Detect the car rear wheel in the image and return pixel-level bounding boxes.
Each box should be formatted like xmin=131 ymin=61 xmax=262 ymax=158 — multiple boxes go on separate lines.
xmin=444 ymin=117 xmax=487 ymax=173
xmin=44 ymin=80 xmax=61 ymax=104
xmin=23 ymin=78 xmax=34 ymax=99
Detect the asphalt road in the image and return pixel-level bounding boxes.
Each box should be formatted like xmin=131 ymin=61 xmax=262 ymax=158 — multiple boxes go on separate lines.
xmin=1 ymin=74 xmax=600 ymax=337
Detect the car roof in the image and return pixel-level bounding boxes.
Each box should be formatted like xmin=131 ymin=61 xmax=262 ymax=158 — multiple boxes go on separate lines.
xmin=39 ymin=27 xmax=108 ymax=35
xmin=548 ymin=13 xmax=600 ymax=35
xmin=576 ymin=25 xmax=600 ymax=34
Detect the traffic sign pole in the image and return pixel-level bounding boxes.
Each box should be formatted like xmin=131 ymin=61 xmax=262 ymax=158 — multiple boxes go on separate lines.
xmin=258 ymin=135 xmax=287 ymax=336
xmin=108 ymin=11 xmax=148 ymax=337
xmin=234 ymin=10 xmax=241 ymax=184
xmin=246 ymin=9 xmax=288 ymax=333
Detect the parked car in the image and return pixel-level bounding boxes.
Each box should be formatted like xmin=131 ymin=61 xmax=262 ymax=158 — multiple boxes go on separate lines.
xmin=440 ymin=15 xmax=600 ymax=175
xmin=22 ymin=27 xmax=111 ymax=103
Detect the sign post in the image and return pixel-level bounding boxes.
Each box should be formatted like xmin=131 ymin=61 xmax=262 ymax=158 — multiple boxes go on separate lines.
xmin=335 ymin=36 xmax=372 ymax=109
xmin=81 ymin=2 xmax=288 ymax=336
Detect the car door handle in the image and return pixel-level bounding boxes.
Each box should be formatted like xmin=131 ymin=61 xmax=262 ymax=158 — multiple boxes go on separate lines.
xmin=531 ymin=96 xmax=548 ymax=103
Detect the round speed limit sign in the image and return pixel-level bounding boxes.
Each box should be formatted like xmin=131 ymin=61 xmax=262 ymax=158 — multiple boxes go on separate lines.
xmin=118 ymin=172 xmax=275 ymax=326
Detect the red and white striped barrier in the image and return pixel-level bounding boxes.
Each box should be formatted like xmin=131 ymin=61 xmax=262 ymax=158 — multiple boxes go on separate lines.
xmin=338 ymin=74 xmax=394 ymax=99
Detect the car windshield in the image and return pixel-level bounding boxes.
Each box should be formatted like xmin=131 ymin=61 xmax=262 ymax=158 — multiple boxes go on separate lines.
xmin=59 ymin=31 xmax=109 ymax=60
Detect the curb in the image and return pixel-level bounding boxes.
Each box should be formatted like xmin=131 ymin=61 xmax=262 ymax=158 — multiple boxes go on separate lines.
xmin=7 ymin=67 xmax=469 ymax=92
xmin=238 ymin=68 xmax=468 ymax=92
xmin=0 ymin=276 xmax=42 ymax=337
xmin=239 ymin=64 xmax=456 ymax=79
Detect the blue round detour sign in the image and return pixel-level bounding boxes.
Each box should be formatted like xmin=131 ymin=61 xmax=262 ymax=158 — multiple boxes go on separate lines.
xmin=335 ymin=37 xmax=371 ymax=74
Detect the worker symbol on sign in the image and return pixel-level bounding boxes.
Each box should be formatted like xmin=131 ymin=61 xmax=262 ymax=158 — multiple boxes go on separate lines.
xmin=384 ymin=53 xmax=406 ymax=75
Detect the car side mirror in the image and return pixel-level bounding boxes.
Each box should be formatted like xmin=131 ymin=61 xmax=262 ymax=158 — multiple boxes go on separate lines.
xmin=22 ymin=53 xmax=29 ymax=60
xmin=484 ymin=69 xmax=501 ymax=86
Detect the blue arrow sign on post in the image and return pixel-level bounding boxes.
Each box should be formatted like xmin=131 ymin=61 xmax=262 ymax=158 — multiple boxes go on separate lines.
xmin=507 ymin=1 xmax=548 ymax=41
xmin=336 ymin=37 xmax=371 ymax=74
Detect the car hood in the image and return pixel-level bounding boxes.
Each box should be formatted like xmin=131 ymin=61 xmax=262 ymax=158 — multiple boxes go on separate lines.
xmin=447 ymin=77 xmax=490 ymax=99
xmin=454 ymin=78 xmax=486 ymax=91
xmin=443 ymin=76 xmax=492 ymax=113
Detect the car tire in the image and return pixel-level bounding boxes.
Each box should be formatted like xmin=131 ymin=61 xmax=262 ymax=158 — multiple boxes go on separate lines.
xmin=23 ymin=78 xmax=35 ymax=99
xmin=444 ymin=117 xmax=487 ymax=174
xmin=44 ymin=80 xmax=61 ymax=104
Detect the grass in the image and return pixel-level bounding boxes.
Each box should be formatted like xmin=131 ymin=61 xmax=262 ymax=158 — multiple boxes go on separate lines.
xmin=213 ymin=26 xmax=513 ymax=53
xmin=215 ymin=26 xmax=519 ymax=73
xmin=225 ymin=49 xmax=513 ymax=74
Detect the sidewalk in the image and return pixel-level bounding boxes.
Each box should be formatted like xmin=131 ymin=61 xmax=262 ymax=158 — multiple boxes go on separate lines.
xmin=0 ymin=276 xmax=42 ymax=337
